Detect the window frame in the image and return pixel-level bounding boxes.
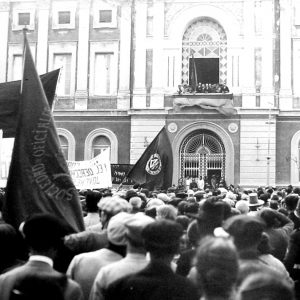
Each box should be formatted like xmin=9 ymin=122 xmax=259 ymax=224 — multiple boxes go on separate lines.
xmin=12 ymin=8 xmax=35 ymax=31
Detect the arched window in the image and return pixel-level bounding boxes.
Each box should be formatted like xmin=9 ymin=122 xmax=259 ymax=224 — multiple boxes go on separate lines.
xmin=85 ymin=128 xmax=118 ymax=163
xmin=92 ymin=135 xmax=111 ymax=158
xmin=56 ymin=128 xmax=75 ymax=160
xmin=59 ymin=135 xmax=69 ymax=159
xmin=290 ymin=130 xmax=300 ymax=185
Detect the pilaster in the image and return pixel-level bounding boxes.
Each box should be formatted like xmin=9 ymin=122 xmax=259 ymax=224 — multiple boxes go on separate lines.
xmin=260 ymin=0 xmax=274 ymax=107
xmin=241 ymin=0 xmax=256 ymax=107
xmin=118 ymin=3 xmax=131 ymax=110
xmin=75 ymin=0 xmax=90 ymax=110
xmin=0 ymin=1 xmax=9 ymax=82
xmin=36 ymin=0 xmax=50 ymax=74
xmin=132 ymin=1 xmax=147 ymax=108
xmin=151 ymin=0 xmax=164 ymax=108
xmin=279 ymin=0 xmax=293 ymax=109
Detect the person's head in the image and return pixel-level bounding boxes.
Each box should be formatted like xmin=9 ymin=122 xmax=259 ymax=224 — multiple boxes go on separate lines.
xmin=223 ymin=215 xmax=266 ymax=252
xmin=142 ymin=220 xmax=183 ymax=260
xmin=0 ymin=224 xmax=25 ymax=272
xmin=85 ymin=190 xmax=102 ymax=213
xmin=236 ymin=271 xmax=295 ymax=300
xmin=195 ymin=236 xmax=239 ymax=299
xmin=175 ymin=215 xmax=190 ymax=231
xmin=258 ymin=208 xmax=283 ymax=229
xmin=235 ymin=200 xmax=249 ymax=214
xmin=22 ymin=213 xmax=72 ymax=256
xmin=97 ymin=196 xmax=132 ymax=228
xmin=125 ymin=213 xmax=154 ymax=250
xmin=156 ymin=205 xmax=177 ymax=221
xmin=129 ymin=196 xmax=142 ymax=212
xmin=284 ymin=194 xmax=299 ymax=211
xmin=107 ymin=212 xmax=132 ymax=247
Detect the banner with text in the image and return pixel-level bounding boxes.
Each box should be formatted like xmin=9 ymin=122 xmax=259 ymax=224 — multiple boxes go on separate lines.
xmin=111 ymin=164 xmax=135 ymax=185
xmin=67 ymin=150 xmax=112 ymax=189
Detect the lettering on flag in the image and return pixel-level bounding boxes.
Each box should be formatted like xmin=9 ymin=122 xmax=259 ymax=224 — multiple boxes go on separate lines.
xmin=67 ymin=149 xmax=112 ymax=189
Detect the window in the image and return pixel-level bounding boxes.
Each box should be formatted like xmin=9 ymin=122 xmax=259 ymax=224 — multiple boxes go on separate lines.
xmin=18 ymin=12 xmax=30 ymax=26
xmin=58 ymin=11 xmax=71 ymax=24
xmin=92 ymin=135 xmax=111 ymax=158
xmin=59 ymin=135 xmax=69 ymax=159
xmin=12 ymin=9 xmax=35 ymax=31
xmin=93 ymin=4 xmax=117 ymax=28
xmin=99 ymin=10 xmax=112 ymax=23
xmin=94 ymin=53 xmax=113 ymax=95
xmin=53 ymin=54 xmax=72 ymax=96
xmin=12 ymin=55 xmax=23 ymax=81
xmin=52 ymin=1 xmax=76 ymax=29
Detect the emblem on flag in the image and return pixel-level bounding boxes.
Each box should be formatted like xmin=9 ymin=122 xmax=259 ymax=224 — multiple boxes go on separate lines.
xmin=145 ymin=154 xmax=162 ymax=175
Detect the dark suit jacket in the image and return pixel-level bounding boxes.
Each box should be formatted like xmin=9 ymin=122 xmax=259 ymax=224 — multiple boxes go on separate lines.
xmin=105 ymin=260 xmax=198 ymax=300
xmin=0 ymin=260 xmax=83 ymax=300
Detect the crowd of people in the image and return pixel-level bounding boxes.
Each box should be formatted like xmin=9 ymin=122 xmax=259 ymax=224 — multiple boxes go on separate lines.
xmin=0 ymin=181 xmax=299 ymax=300
xmin=177 ymin=82 xmax=230 ymax=94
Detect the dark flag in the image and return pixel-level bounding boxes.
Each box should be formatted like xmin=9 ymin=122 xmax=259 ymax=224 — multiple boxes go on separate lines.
xmin=0 ymin=69 xmax=60 ymax=138
xmin=190 ymin=53 xmax=198 ymax=92
xmin=3 ymin=31 xmax=85 ymax=232
xmin=126 ymin=127 xmax=173 ymax=191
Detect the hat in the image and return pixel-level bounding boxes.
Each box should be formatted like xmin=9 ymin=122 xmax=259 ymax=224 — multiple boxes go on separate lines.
xmin=235 ymin=200 xmax=249 ymax=214
xmin=23 ymin=213 xmax=72 ymax=250
xmin=157 ymin=193 xmax=171 ymax=203
xmin=125 ymin=190 xmax=138 ymax=201
xmin=98 ymin=196 xmax=132 ymax=215
xmin=176 ymin=192 xmax=188 ymax=199
xmin=125 ymin=213 xmax=154 ymax=242
xmin=248 ymin=193 xmax=264 ymax=207
xmin=142 ymin=220 xmax=183 ymax=252
xmin=129 ymin=196 xmax=142 ymax=209
xmin=107 ymin=212 xmax=132 ymax=245
xmin=146 ymin=198 xmax=165 ymax=209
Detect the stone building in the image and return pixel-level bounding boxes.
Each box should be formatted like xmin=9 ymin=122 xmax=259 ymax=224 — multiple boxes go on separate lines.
xmin=0 ymin=0 xmax=300 ymax=188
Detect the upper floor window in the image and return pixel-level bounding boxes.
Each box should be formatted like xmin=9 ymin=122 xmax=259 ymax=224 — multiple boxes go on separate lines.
xmin=12 ymin=9 xmax=35 ymax=31
xmin=99 ymin=10 xmax=112 ymax=23
xmin=18 ymin=12 xmax=30 ymax=26
xmin=53 ymin=53 xmax=72 ymax=96
xmin=58 ymin=11 xmax=71 ymax=25
xmin=52 ymin=1 xmax=76 ymax=29
xmin=93 ymin=3 xmax=117 ymax=28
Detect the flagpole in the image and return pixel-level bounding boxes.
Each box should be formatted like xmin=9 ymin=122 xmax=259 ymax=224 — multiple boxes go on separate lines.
xmin=20 ymin=27 xmax=28 ymax=94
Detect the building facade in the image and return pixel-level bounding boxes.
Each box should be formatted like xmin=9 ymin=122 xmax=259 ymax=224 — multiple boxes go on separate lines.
xmin=1 ymin=0 xmax=300 ymax=188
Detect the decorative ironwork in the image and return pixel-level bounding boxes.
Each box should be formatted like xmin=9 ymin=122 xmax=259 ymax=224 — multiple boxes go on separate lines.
xmin=181 ymin=17 xmax=228 ymax=85
xmin=180 ymin=130 xmax=226 ymax=179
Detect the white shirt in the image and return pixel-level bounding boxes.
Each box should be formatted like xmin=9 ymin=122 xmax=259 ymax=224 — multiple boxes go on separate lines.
xmin=29 ymin=255 xmax=53 ymax=267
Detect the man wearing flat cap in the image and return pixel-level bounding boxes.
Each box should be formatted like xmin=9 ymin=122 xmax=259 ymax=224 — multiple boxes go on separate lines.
xmin=104 ymin=220 xmax=198 ymax=300
xmin=90 ymin=213 xmax=154 ymax=300
xmin=0 ymin=213 xmax=83 ymax=300
xmin=67 ymin=212 xmax=131 ymax=300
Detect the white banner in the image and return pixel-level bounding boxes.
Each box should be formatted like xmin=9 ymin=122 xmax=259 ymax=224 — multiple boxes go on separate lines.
xmin=67 ymin=149 xmax=112 ymax=189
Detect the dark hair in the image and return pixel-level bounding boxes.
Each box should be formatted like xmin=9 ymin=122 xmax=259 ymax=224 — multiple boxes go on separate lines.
xmin=284 ymin=194 xmax=299 ymax=211
xmin=85 ymin=191 xmax=102 ymax=212
xmin=142 ymin=220 xmax=183 ymax=257
xmin=175 ymin=215 xmax=190 ymax=231
xmin=23 ymin=214 xmax=72 ymax=252
xmin=195 ymin=236 xmax=238 ymax=298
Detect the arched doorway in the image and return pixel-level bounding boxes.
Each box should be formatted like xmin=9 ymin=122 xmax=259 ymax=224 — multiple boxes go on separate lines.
xmin=180 ymin=129 xmax=225 ymax=185
xmin=172 ymin=122 xmax=235 ymax=186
